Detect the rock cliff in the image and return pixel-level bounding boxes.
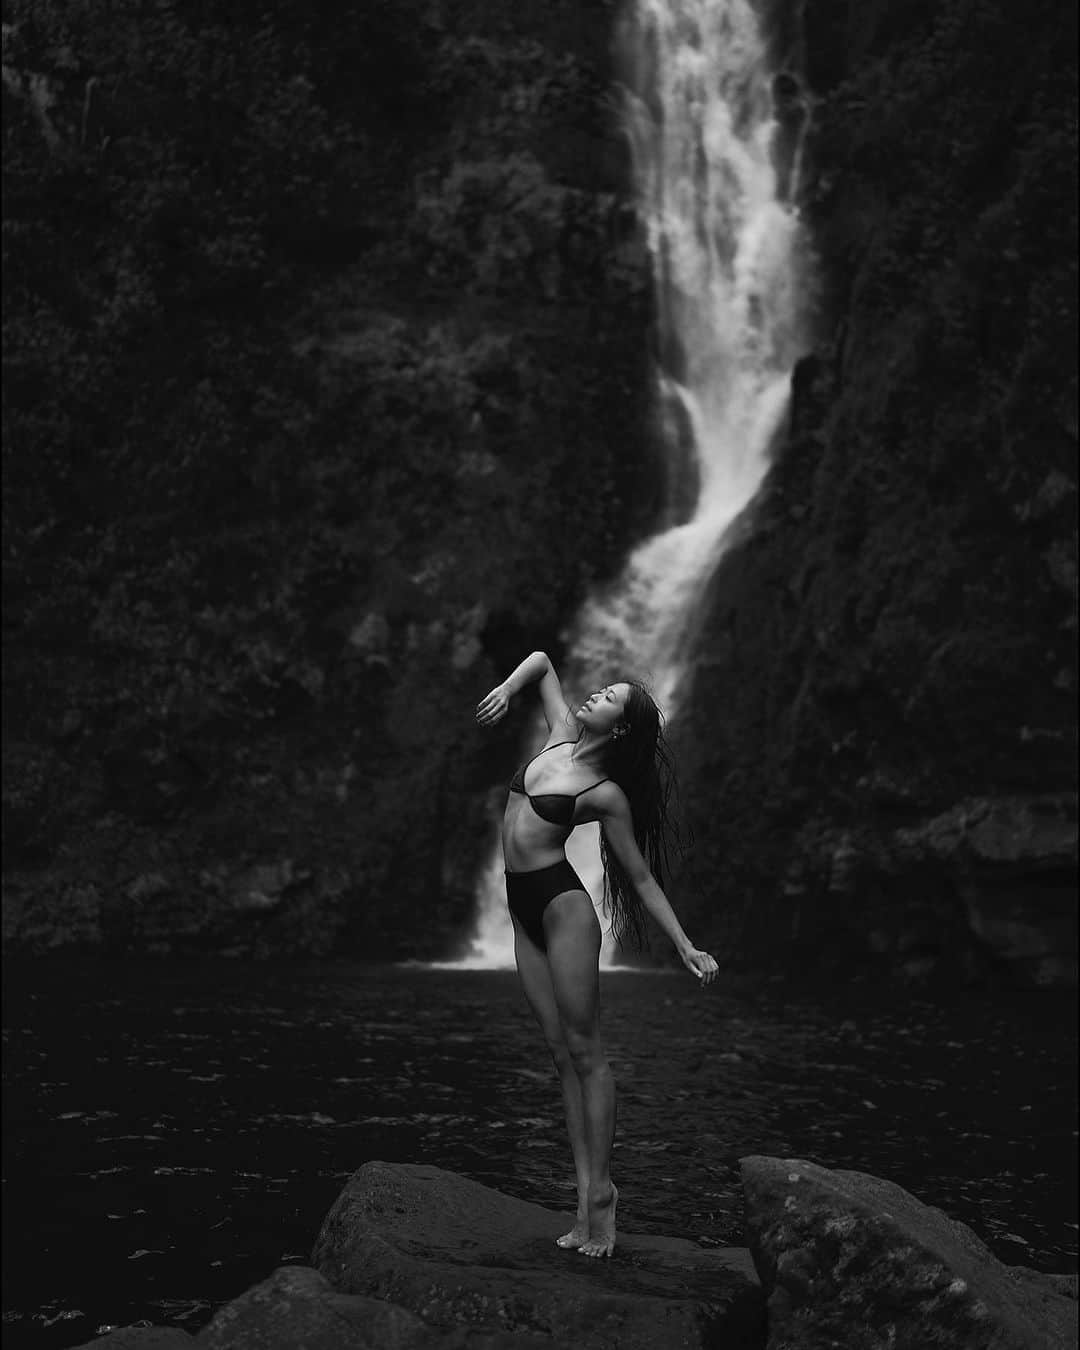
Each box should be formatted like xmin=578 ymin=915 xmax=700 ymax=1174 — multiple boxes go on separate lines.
xmin=675 ymin=0 xmax=1077 ymax=986
xmin=2 ymin=0 xmax=655 ymax=960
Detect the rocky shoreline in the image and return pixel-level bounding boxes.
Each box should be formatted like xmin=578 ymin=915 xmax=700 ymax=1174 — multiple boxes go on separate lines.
xmin=75 ymin=1158 xmax=1077 ymax=1349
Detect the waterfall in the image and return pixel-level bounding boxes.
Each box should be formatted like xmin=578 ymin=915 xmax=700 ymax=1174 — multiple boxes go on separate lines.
xmin=448 ymin=0 xmax=811 ymax=970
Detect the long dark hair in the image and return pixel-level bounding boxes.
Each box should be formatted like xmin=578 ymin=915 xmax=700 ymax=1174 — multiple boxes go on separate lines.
xmin=598 ymin=680 xmax=682 ymax=951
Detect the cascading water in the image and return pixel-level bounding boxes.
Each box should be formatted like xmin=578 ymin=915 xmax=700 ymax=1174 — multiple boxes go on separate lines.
xmin=451 ymin=0 xmax=811 ymax=969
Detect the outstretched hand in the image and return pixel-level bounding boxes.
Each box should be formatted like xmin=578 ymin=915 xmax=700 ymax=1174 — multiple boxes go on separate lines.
xmin=476 ymin=684 xmax=511 ymax=727
xmin=681 ymin=948 xmax=719 ymax=985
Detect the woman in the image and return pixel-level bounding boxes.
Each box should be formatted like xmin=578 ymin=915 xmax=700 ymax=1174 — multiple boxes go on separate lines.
xmin=475 ymin=650 xmax=719 ymax=1259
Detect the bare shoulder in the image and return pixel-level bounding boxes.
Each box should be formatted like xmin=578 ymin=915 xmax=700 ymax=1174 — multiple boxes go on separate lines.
xmin=588 ymin=778 xmax=632 ymax=821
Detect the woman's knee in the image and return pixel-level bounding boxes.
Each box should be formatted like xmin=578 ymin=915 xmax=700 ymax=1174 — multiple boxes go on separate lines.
xmin=547 ymin=1035 xmax=574 ymax=1072
xmin=564 ymin=1027 xmax=606 ymax=1076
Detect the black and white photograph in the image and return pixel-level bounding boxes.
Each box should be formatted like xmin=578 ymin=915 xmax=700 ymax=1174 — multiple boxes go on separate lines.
xmin=2 ymin=0 xmax=1076 ymax=1346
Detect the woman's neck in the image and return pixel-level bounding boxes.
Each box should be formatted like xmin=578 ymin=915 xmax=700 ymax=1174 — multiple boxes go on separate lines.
xmin=571 ymin=725 xmax=610 ymax=765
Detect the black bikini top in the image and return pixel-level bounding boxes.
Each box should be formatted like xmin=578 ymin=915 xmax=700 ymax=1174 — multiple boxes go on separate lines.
xmin=509 ymin=735 xmax=609 ymax=831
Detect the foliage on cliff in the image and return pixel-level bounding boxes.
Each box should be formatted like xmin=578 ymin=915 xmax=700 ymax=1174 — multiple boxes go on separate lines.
xmin=678 ymin=0 xmax=1077 ymax=985
xmin=2 ymin=0 xmax=655 ymax=956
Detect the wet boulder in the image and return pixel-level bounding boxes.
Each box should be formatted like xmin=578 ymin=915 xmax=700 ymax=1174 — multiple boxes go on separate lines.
xmin=740 ymin=1155 xmax=1078 ymax=1350
xmin=311 ymin=1161 xmax=764 ymax=1349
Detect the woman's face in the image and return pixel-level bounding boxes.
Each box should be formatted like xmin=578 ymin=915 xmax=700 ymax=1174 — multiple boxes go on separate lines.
xmin=577 ymin=682 xmax=631 ymax=736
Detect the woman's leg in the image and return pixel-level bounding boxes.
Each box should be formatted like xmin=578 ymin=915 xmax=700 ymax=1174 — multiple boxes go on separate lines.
xmin=510 ymin=914 xmax=592 ymax=1247
xmin=543 ymin=890 xmax=618 ymax=1259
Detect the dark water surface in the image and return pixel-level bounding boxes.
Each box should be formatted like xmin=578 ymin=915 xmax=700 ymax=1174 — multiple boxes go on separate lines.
xmin=2 ymin=959 xmax=1076 ymax=1346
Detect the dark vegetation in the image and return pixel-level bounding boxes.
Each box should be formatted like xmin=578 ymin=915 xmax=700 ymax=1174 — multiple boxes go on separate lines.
xmin=676 ymin=0 xmax=1077 ymax=986
xmin=2 ymin=0 xmax=656 ymax=957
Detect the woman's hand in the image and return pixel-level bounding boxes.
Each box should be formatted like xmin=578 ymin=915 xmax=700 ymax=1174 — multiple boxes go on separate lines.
xmin=681 ymin=948 xmax=719 ymax=985
xmin=476 ymin=684 xmax=511 ymax=727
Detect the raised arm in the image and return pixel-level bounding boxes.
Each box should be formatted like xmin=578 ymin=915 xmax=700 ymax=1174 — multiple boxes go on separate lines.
xmin=594 ymin=787 xmax=718 ymax=984
xmin=475 ymin=651 xmax=573 ymax=732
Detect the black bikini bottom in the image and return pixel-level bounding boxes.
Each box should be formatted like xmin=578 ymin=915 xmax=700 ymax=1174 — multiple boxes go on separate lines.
xmin=505 ymin=858 xmax=586 ymax=951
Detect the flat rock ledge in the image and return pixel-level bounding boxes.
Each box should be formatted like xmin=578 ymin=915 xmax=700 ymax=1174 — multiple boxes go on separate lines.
xmin=74 ymin=1162 xmax=763 ymax=1350
xmin=741 ymin=1156 xmax=1078 ymax=1350
xmin=72 ymin=1158 xmax=1077 ymax=1350
xmin=307 ymin=1161 xmax=763 ymax=1348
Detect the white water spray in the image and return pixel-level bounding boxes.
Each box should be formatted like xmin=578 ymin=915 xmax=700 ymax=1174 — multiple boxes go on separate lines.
xmin=451 ymin=0 xmax=811 ymax=969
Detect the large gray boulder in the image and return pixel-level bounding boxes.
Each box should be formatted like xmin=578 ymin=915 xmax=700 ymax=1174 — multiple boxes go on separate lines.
xmin=70 ymin=1329 xmax=193 ymax=1349
xmin=311 ymin=1161 xmax=765 ymax=1349
xmin=740 ymin=1155 xmax=1078 ymax=1350
xmin=195 ymin=1264 xmax=435 ymax=1349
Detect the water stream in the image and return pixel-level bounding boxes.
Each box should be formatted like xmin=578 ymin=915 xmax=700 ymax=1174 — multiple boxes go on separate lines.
xmin=455 ymin=0 xmax=811 ymax=967
xmin=2 ymin=961 xmax=1075 ymax=1347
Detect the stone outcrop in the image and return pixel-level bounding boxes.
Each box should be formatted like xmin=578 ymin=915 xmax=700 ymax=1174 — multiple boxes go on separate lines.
xmin=740 ymin=1155 xmax=1078 ymax=1350
xmin=890 ymin=793 xmax=1078 ymax=986
xmin=760 ymin=793 xmax=1078 ymax=985
xmin=310 ymin=1162 xmax=764 ymax=1349
xmin=72 ymin=1163 xmax=763 ymax=1348
xmin=195 ymin=1265 xmax=440 ymax=1349
xmin=70 ymin=1161 xmax=1078 ymax=1349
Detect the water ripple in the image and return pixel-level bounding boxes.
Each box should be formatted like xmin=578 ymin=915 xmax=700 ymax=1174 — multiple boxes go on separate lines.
xmin=1 ymin=960 xmax=1075 ymax=1350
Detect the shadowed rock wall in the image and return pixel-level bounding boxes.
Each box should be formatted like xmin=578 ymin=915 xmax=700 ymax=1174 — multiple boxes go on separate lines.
xmin=674 ymin=0 xmax=1077 ymax=986
xmin=2 ymin=0 xmax=656 ymax=959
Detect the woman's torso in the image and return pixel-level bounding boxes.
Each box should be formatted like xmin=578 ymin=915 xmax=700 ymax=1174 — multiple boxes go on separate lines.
xmin=502 ymin=726 xmax=609 ymax=872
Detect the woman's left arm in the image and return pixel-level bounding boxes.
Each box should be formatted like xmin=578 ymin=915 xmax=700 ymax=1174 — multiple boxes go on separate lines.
xmin=597 ymin=793 xmax=719 ymax=985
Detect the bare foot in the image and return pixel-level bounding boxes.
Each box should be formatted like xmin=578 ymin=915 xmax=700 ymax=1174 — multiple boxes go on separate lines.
xmin=579 ymin=1183 xmax=617 ymax=1259
xmin=555 ymin=1218 xmax=589 ymax=1249
xmin=555 ymin=1188 xmax=590 ymax=1249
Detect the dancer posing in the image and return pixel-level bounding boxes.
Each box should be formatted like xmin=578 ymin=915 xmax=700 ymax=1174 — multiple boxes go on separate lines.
xmin=476 ymin=651 xmax=718 ymax=1258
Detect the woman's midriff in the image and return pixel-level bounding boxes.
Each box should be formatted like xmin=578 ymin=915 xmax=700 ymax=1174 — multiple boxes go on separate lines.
xmin=501 ymin=795 xmax=569 ymax=873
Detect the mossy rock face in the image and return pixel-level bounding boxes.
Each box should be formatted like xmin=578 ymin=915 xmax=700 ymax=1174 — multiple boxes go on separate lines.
xmin=673 ymin=0 xmax=1077 ymax=985
xmin=1 ymin=2 xmax=653 ymax=960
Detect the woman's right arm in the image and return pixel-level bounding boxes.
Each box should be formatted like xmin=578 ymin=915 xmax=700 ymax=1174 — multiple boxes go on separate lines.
xmin=476 ymin=651 xmax=572 ymax=730
xmin=596 ymin=790 xmax=718 ymax=985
